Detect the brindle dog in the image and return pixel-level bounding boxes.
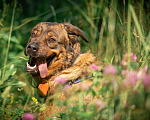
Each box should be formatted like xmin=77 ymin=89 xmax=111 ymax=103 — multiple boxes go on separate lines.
xmin=25 ymin=22 xmax=100 ymax=119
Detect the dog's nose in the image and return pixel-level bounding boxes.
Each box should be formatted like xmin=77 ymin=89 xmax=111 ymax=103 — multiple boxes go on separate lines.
xmin=27 ymin=43 xmax=39 ymax=53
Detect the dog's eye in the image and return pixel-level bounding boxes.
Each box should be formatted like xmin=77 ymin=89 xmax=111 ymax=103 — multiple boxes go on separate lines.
xmin=31 ymin=32 xmax=36 ymax=38
xmin=47 ymin=38 xmax=55 ymax=43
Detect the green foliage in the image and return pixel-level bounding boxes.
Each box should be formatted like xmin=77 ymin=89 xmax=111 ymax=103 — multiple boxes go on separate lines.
xmin=0 ymin=107 xmax=25 ymax=119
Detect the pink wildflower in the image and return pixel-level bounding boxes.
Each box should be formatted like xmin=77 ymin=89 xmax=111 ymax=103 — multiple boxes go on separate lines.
xmin=132 ymin=54 xmax=137 ymax=62
xmin=95 ymin=100 xmax=105 ymax=109
xmin=121 ymin=59 xmax=127 ymax=66
xmin=63 ymin=84 xmax=72 ymax=96
xmin=121 ymin=69 xmax=127 ymax=76
xmin=142 ymin=73 xmax=150 ymax=88
xmin=90 ymin=64 xmax=99 ymax=71
xmin=23 ymin=113 xmax=35 ymax=120
xmin=54 ymin=77 xmax=67 ymax=85
xmin=53 ymin=116 xmax=57 ymax=119
xmin=138 ymin=66 xmax=149 ymax=80
xmin=63 ymin=84 xmax=71 ymax=91
xmin=124 ymin=71 xmax=138 ymax=87
xmin=121 ymin=53 xmax=137 ymax=66
xmin=103 ymin=65 xmax=117 ymax=75
xmin=78 ymin=82 xmax=90 ymax=90
xmin=124 ymin=53 xmax=137 ymax=61
xmin=69 ymin=104 xmax=74 ymax=108
xmin=143 ymin=66 xmax=148 ymax=72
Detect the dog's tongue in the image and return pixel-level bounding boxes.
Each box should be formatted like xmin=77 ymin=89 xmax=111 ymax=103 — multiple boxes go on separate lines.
xmin=38 ymin=63 xmax=49 ymax=78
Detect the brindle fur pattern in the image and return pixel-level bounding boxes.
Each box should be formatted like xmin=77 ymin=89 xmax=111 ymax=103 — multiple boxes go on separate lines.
xmin=25 ymin=22 xmax=101 ymax=119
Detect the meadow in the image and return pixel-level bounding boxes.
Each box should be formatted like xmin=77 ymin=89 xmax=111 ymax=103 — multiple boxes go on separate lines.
xmin=0 ymin=0 xmax=150 ymax=119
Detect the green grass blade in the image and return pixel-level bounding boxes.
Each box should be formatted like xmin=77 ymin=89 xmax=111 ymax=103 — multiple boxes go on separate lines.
xmin=127 ymin=4 xmax=131 ymax=69
xmin=67 ymin=0 xmax=97 ymax=32
xmin=105 ymin=0 xmax=117 ymax=62
xmin=50 ymin=5 xmax=57 ymax=21
xmin=129 ymin=5 xmax=146 ymax=48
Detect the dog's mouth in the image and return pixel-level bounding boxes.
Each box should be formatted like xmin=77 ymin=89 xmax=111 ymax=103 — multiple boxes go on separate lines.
xmin=26 ymin=53 xmax=56 ymax=78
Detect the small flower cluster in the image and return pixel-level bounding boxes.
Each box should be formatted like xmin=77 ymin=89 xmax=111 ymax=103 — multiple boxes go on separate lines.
xmin=101 ymin=63 xmax=150 ymax=89
xmin=95 ymin=100 xmax=105 ymax=109
xmin=103 ymin=65 xmax=117 ymax=75
xmin=90 ymin=57 xmax=150 ymax=90
xmin=32 ymin=97 xmax=38 ymax=104
xmin=90 ymin=64 xmax=99 ymax=71
xmin=123 ymin=67 xmax=150 ymax=88
xmin=78 ymin=82 xmax=90 ymax=90
xmin=121 ymin=53 xmax=137 ymax=66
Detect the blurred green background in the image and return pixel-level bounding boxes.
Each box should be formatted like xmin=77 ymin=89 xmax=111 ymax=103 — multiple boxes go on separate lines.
xmin=0 ymin=0 xmax=150 ymax=119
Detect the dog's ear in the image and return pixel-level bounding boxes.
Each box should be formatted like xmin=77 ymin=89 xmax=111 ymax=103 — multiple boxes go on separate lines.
xmin=63 ymin=23 xmax=89 ymax=43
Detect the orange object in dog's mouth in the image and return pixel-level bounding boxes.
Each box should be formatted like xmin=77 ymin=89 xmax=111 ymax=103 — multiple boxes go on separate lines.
xmin=26 ymin=53 xmax=56 ymax=78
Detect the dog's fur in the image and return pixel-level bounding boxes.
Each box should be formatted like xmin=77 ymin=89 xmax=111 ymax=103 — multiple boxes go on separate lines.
xmin=25 ymin=22 xmax=101 ymax=119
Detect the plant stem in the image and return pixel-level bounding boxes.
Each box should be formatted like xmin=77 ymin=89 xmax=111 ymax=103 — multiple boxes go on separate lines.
xmin=127 ymin=4 xmax=131 ymax=69
xmin=24 ymin=94 xmax=31 ymax=110
xmin=129 ymin=5 xmax=145 ymax=47
xmin=105 ymin=0 xmax=117 ymax=62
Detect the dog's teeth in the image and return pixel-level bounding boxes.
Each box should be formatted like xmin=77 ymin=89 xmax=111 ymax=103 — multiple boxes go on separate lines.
xmin=27 ymin=62 xmax=37 ymax=69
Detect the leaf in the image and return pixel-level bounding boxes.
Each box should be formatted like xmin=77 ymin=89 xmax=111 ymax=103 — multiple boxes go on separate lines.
xmin=1 ymin=86 xmax=11 ymax=99
xmin=10 ymin=64 xmax=14 ymax=69
xmin=16 ymin=44 xmax=24 ymax=50
xmin=0 ymin=80 xmax=26 ymax=89
xmin=1 ymin=86 xmax=12 ymax=108
xmin=11 ymin=81 xmax=26 ymax=87
xmin=0 ymin=33 xmax=19 ymax=44
xmin=3 ymin=64 xmax=17 ymax=82
xmin=91 ymin=89 xmax=96 ymax=96
xmin=130 ymin=62 xmax=138 ymax=70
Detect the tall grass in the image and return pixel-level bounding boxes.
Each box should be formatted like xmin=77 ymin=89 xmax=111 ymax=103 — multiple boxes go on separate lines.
xmin=68 ymin=0 xmax=149 ymax=67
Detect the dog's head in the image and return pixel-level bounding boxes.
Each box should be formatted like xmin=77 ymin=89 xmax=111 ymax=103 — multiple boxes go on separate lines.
xmin=25 ymin=22 xmax=89 ymax=79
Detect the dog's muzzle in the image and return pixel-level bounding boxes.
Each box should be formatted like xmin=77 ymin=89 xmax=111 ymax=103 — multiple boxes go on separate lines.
xmin=25 ymin=43 xmax=39 ymax=57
